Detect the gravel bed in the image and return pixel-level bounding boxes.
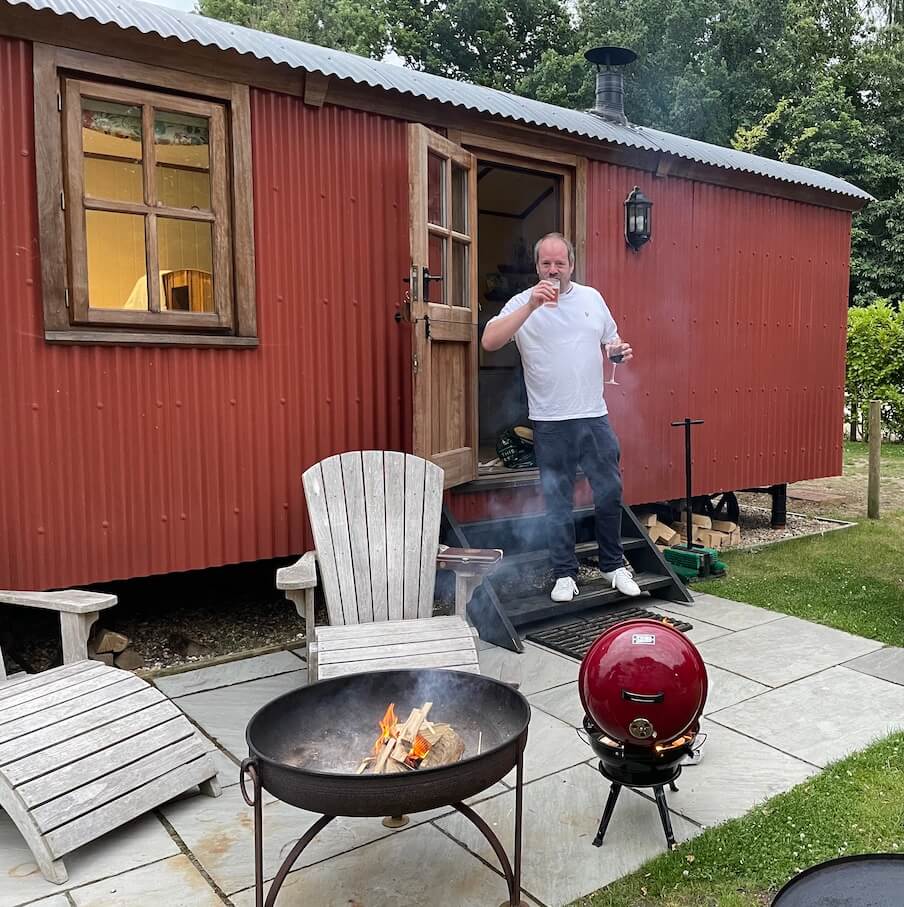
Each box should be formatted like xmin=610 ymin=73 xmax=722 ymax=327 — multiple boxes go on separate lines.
xmin=1 ymin=559 xmax=310 ymax=675
xmin=734 ymin=502 xmax=854 ymax=549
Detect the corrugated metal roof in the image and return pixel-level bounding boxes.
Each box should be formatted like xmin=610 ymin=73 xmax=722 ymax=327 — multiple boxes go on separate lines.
xmin=6 ymin=0 xmax=871 ymax=201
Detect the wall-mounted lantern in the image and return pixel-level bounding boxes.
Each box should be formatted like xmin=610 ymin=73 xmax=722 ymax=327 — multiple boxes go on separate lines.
xmin=624 ymin=186 xmax=652 ymax=251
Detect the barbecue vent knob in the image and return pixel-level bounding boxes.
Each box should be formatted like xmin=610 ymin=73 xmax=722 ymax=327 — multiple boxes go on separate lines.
xmin=628 ymin=718 xmax=655 ymax=740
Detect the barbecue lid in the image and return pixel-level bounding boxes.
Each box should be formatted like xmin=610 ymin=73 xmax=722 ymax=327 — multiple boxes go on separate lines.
xmin=578 ymin=619 xmax=707 ymax=747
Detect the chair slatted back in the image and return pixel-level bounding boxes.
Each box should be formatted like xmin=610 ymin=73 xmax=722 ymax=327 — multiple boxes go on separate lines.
xmin=302 ymin=451 xmax=444 ymax=626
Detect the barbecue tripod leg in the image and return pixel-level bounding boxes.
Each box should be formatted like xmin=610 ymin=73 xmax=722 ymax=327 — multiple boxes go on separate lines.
xmin=592 ymin=781 xmax=622 ymax=847
xmin=653 ymin=785 xmax=676 ymax=849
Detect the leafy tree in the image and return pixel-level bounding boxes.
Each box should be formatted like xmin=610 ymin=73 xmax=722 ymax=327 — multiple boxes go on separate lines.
xmin=196 ymin=0 xmax=390 ymax=57
xmin=735 ymin=24 xmax=904 ymax=307
xmin=846 ymin=300 xmax=904 ymax=437
xmin=386 ymin=0 xmax=578 ymax=92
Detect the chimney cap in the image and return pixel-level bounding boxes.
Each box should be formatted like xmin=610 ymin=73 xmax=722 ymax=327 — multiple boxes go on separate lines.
xmin=584 ymin=46 xmax=637 ymax=68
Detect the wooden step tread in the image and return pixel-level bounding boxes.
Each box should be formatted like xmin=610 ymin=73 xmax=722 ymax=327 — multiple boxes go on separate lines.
xmin=497 ymin=538 xmax=646 ymax=569
xmin=501 ymin=572 xmax=674 ymax=627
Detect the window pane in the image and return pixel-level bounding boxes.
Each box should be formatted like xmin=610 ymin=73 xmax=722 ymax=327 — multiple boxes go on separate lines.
xmin=427 ymin=152 xmax=445 ymax=226
xmin=86 ymin=211 xmax=148 ymax=309
xmin=155 ymin=110 xmax=211 ymax=210
xmin=450 ymin=239 xmax=468 ymax=307
xmin=82 ymin=98 xmax=143 ymax=204
xmin=158 ymin=218 xmax=214 ymax=313
xmin=451 ymin=164 xmax=468 ymax=234
xmin=427 ymin=233 xmax=446 ymax=304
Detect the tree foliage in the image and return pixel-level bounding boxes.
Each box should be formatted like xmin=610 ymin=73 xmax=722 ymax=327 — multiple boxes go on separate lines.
xmin=196 ymin=0 xmax=390 ymax=57
xmin=846 ymin=301 xmax=904 ymax=436
xmin=198 ymin=0 xmax=904 ymax=307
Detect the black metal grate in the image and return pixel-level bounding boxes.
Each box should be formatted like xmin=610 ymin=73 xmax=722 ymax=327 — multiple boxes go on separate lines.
xmin=525 ymin=608 xmax=693 ymax=661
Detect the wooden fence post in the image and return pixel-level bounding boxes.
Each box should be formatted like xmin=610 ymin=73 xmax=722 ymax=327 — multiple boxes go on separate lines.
xmin=867 ymin=400 xmax=881 ymax=519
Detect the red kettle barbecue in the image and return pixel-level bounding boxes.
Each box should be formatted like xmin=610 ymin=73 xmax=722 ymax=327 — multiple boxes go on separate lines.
xmin=578 ymin=619 xmax=708 ymax=848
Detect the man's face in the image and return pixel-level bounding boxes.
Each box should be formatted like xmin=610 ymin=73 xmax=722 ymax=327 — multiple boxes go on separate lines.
xmin=536 ymin=239 xmax=574 ymax=289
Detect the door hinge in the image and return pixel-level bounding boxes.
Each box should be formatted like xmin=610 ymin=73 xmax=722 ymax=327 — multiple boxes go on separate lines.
xmin=64 ymin=288 xmax=69 ymax=309
xmin=412 ymin=352 xmax=419 ymax=374
xmin=410 ymin=264 xmax=419 ymax=303
xmin=57 ymin=92 xmax=62 ymax=112
xmin=60 ymin=191 xmax=65 ymax=211
xmin=423 ymin=314 xmax=431 ymax=339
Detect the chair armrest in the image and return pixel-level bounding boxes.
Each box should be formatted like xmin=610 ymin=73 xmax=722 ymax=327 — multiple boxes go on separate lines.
xmin=276 ymin=551 xmax=318 ymax=591
xmin=436 ymin=547 xmax=503 ymax=576
xmin=0 ymin=590 xmax=117 ymax=614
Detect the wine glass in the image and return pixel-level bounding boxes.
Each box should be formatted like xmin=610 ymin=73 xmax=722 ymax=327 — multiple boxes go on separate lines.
xmin=605 ymin=337 xmax=624 ymax=385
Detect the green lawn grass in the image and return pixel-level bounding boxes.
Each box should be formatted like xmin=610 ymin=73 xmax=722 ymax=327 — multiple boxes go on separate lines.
xmin=695 ymin=511 xmax=904 ymax=646
xmin=570 ymin=732 xmax=904 ymax=907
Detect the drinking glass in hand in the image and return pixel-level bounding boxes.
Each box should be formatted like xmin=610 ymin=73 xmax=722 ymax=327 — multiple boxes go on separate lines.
xmin=546 ymin=278 xmax=560 ymax=307
xmin=606 ymin=337 xmax=623 ymax=385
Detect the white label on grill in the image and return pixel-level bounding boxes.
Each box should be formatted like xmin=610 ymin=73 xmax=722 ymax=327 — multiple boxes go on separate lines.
xmin=632 ymin=633 xmax=656 ymax=645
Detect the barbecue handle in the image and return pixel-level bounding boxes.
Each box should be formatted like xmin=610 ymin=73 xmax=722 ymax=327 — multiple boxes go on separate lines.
xmin=621 ymin=690 xmax=665 ymax=703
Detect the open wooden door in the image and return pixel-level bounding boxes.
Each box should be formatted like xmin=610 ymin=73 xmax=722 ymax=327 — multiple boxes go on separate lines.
xmin=408 ymin=124 xmax=479 ymax=488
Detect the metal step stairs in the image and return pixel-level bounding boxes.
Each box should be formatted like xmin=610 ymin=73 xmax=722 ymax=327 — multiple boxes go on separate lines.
xmin=442 ymin=504 xmax=693 ymax=652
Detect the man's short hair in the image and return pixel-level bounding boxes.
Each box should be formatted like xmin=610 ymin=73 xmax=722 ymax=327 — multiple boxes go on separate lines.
xmin=534 ymin=232 xmax=575 ymax=266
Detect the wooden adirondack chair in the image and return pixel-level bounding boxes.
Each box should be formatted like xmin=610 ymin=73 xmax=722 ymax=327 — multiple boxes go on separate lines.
xmin=0 ymin=592 xmax=220 ymax=884
xmin=277 ymin=451 xmax=502 ymax=683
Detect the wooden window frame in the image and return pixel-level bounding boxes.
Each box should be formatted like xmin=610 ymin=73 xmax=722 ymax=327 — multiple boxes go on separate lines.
xmin=33 ymin=44 xmax=257 ymax=348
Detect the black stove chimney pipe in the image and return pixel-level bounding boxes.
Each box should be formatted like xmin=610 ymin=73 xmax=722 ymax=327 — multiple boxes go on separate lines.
xmin=584 ymin=46 xmax=638 ymax=126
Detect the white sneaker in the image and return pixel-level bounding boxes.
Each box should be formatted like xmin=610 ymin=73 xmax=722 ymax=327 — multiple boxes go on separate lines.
xmin=551 ymin=577 xmax=579 ymax=602
xmin=602 ymin=566 xmax=642 ymax=597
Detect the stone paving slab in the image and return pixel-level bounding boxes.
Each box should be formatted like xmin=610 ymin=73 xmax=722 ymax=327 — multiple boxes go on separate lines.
xmin=479 ymin=641 xmax=578 ymax=695
xmin=23 ymin=898 xmax=69 ymax=907
xmin=647 ymin=606 xmax=734 ymax=645
xmin=698 ymin=616 xmax=883 ymax=687
xmin=709 ymin=665 xmax=904 ymax=767
xmin=436 ymin=763 xmax=699 ymax=907
xmin=161 ymin=772 xmax=507 ymax=896
xmin=528 ymin=680 xmax=584 ymax=729
xmin=685 ymin=593 xmax=785 ymax=631
xmin=502 ymin=706 xmax=591 ymax=786
xmin=229 ymin=822 xmax=542 ymax=907
xmin=68 ymin=855 xmax=221 ymax=906
xmin=0 ymin=813 xmax=178 ymax=907
xmin=702 ymin=664 xmax=770 ymax=716
xmin=844 ymin=646 xmax=904 ymax=686
xmin=666 ymin=719 xmax=817 ymax=828
xmin=174 ymin=671 xmax=306 ymax=759
xmin=153 ymin=650 xmax=305 ymax=697
xmin=204 ymin=742 xmax=241 ymax=788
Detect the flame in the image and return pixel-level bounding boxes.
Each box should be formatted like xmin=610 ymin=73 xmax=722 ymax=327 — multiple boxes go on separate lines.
xmin=372 ymin=702 xmax=397 ymax=755
xmin=404 ymin=734 xmax=432 ymax=768
xmin=410 ymin=734 xmax=431 ymax=761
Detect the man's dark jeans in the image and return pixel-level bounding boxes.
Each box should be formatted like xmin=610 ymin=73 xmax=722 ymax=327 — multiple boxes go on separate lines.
xmin=533 ymin=416 xmax=624 ymax=578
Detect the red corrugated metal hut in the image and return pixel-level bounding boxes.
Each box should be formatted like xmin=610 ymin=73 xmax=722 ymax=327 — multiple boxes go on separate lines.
xmin=0 ymin=0 xmax=870 ymax=593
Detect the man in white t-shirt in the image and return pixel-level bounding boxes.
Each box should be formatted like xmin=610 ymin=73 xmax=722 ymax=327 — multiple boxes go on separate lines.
xmin=482 ymin=232 xmax=641 ymax=602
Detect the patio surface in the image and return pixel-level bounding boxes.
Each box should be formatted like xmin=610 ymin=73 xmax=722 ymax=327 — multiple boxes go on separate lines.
xmin=4 ymin=591 xmax=904 ymax=907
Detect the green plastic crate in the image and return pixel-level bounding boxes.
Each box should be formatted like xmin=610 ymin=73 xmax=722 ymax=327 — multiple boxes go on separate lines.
xmin=664 ymin=545 xmax=727 ymax=582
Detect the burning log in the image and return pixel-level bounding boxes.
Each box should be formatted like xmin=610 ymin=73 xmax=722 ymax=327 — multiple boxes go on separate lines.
xmin=361 ymin=701 xmax=464 ymax=775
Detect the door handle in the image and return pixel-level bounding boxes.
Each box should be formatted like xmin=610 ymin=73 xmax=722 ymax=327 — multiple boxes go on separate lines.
xmin=423 ymin=269 xmax=443 ymax=302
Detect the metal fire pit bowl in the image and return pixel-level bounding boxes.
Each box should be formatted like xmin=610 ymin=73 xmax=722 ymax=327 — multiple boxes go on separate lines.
xmin=241 ymin=669 xmax=531 ymax=907
xmin=771 ymin=854 xmax=904 ymax=906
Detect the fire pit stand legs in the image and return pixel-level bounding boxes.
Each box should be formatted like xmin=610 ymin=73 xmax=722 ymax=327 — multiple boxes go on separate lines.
xmin=241 ymin=752 xmax=526 ymax=907
xmin=592 ymin=762 xmax=681 ymax=850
